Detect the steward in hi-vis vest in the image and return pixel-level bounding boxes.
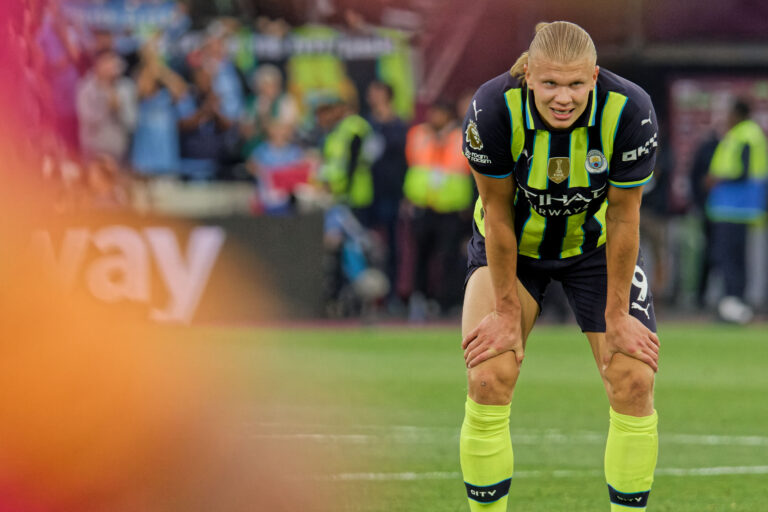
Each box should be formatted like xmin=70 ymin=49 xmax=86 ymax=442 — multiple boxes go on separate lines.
xmin=316 ymin=97 xmax=374 ymax=210
xmin=403 ymin=100 xmax=473 ymax=319
xmin=707 ymin=108 xmax=768 ymax=224
xmin=705 ymin=98 xmax=768 ymax=324
xmin=404 ymin=116 xmax=473 ymax=214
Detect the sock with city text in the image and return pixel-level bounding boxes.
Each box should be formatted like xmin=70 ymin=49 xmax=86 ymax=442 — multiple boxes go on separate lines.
xmin=604 ymin=407 xmax=658 ymax=511
xmin=459 ymin=396 xmax=513 ymax=511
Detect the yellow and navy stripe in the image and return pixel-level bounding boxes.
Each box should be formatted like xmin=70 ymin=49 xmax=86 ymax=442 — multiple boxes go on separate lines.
xmin=474 ymin=82 xmax=642 ymax=259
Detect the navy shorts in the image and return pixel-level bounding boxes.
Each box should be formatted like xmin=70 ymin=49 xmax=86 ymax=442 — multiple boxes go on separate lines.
xmin=465 ymin=221 xmax=656 ymax=333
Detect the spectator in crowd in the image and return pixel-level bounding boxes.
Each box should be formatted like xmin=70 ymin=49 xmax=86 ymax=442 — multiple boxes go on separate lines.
xmin=315 ymin=95 xmax=375 ymax=220
xmin=705 ymin=98 xmax=768 ymax=323
xmin=314 ymin=95 xmax=381 ymax=315
xmin=35 ymin=0 xmax=86 ymax=154
xmin=403 ymin=100 xmax=473 ymax=320
xmin=76 ymin=50 xmax=137 ymax=163
xmin=200 ymin=20 xmax=246 ymax=123
xmin=240 ymin=64 xmax=300 ymax=159
xmin=247 ymin=120 xmax=310 ymax=215
xmin=131 ymin=36 xmax=188 ymax=176
xmin=177 ymin=65 xmax=233 ymax=180
xmin=365 ymin=80 xmax=409 ymax=308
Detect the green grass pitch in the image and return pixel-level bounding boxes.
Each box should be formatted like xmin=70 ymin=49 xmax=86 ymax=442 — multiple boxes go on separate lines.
xmin=199 ymin=323 xmax=768 ymax=511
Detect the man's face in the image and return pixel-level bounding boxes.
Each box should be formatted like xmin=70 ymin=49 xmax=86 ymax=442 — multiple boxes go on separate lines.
xmin=256 ymin=76 xmax=280 ymax=99
xmin=366 ymin=85 xmax=389 ymax=110
xmin=525 ymin=55 xmax=599 ymax=130
xmin=95 ymin=53 xmax=124 ymax=82
xmin=427 ymin=106 xmax=452 ymax=131
xmin=316 ymin=104 xmax=342 ymax=131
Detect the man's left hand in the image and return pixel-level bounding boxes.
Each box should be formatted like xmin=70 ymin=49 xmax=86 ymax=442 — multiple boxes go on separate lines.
xmin=603 ymin=312 xmax=659 ymax=372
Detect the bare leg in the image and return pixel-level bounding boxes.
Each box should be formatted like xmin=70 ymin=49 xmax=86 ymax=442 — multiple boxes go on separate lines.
xmin=462 ymin=267 xmax=540 ymax=405
xmin=586 ymin=332 xmax=654 ymax=415
xmin=459 ymin=267 xmax=539 ymax=510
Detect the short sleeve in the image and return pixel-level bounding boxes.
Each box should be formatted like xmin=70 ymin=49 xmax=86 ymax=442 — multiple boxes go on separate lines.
xmin=461 ymin=79 xmax=516 ymax=178
xmin=608 ymin=91 xmax=658 ymax=188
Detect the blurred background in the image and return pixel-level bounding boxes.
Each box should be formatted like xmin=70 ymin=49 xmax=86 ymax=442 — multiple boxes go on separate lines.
xmin=2 ymin=2 xmax=768 ymax=511
xmin=11 ymin=0 xmax=768 ymax=325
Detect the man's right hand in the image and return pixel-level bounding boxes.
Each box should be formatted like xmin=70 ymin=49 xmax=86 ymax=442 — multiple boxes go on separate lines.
xmin=462 ymin=310 xmax=524 ymax=369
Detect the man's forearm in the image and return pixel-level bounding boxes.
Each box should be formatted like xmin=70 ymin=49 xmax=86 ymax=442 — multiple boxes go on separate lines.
xmin=485 ymin=211 xmax=521 ymax=315
xmin=605 ymin=207 xmax=640 ymax=319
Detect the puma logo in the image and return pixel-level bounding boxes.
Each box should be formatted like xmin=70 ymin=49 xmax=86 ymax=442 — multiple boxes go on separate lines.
xmin=631 ymin=302 xmax=651 ymax=319
xmin=473 ymin=100 xmax=483 ymax=120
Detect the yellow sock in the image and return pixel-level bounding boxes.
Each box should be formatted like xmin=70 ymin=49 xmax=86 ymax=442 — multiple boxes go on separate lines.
xmin=604 ymin=407 xmax=658 ymax=510
xmin=459 ymin=396 xmax=513 ymax=511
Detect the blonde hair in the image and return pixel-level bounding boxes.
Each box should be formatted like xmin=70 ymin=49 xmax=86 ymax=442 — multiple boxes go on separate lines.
xmin=510 ymin=21 xmax=597 ymax=85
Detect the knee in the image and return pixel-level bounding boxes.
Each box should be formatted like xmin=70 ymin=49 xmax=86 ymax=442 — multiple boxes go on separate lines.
xmin=604 ymin=357 xmax=655 ymax=410
xmin=467 ymin=355 xmax=519 ymax=405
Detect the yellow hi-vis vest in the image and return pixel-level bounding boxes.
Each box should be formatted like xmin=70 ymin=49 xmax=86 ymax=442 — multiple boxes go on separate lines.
xmin=321 ymin=114 xmax=374 ymax=208
xmin=710 ymin=119 xmax=768 ymax=180
xmin=403 ymin=124 xmax=473 ymax=213
xmin=707 ymin=119 xmax=768 ymax=223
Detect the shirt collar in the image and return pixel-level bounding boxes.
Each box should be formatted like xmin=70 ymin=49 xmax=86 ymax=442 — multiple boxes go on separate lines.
xmin=524 ymin=84 xmax=598 ymax=130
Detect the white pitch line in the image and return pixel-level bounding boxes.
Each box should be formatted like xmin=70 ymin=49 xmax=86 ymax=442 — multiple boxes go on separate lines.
xmin=249 ymin=426 xmax=768 ymax=447
xmin=656 ymin=465 xmax=768 ymax=476
xmin=663 ymin=434 xmax=768 ymax=446
xmin=328 ymin=465 xmax=768 ymax=482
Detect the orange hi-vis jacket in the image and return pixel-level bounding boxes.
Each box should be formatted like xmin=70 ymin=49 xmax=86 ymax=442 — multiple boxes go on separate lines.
xmin=403 ymin=123 xmax=473 ymax=212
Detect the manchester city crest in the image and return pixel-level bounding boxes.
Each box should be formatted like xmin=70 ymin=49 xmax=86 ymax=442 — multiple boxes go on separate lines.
xmin=585 ymin=149 xmax=608 ymax=174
